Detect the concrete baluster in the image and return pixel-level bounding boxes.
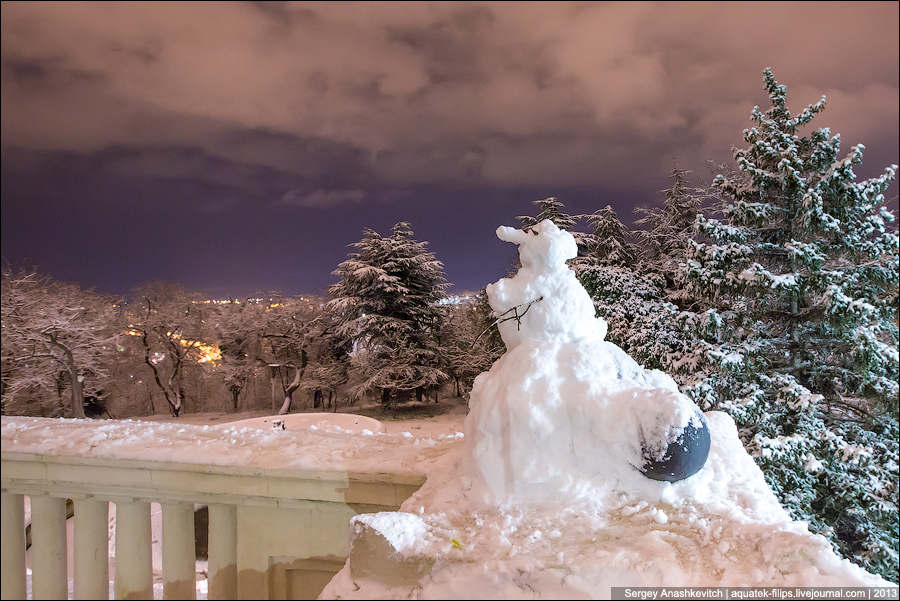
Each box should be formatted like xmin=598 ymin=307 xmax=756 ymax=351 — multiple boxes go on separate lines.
xmin=207 ymin=504 xmax=237 ymax=600
xmin=161 ymin=501 xmax=196 ymax=600
xmin=30 ymin=494 xmax=68 ymax=600
xmin=114 ymin=500 xmax=153 ymax=600
xmin=74 ymin=497 xmax=110 ymax=600
xmin=1 ymin=491 xmax=27 ymax=600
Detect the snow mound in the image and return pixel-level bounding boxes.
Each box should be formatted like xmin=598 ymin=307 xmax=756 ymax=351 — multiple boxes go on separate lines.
xmin=322 ymin=412 xmax=892 ymax=598
xmin=321 ymin=221 xmax=894 ymax=598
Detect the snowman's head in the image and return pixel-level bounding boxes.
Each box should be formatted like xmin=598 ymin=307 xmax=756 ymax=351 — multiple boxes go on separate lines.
xmin=496 ymin=219 xmax=577 ymax=275
xmin=488 ymin=219 xmax=606 ymax=348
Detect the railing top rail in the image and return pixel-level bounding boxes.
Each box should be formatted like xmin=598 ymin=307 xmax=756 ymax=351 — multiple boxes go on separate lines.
xmin=1 ymin=415 xmax=461 ymax=474
xmin=1 ymin=415 xmax=460 ymax=510
xmin=2 ymin=450 xmax=426 ymax=509
xmin=1 ymin=450 xmax=427 ymax=485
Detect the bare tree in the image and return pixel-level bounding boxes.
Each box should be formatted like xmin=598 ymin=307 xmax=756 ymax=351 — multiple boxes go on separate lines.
xmin=256 ymin=296 xmax=326 ymax=415
xmin=298 ymin=304 xmax=352 ymax=411
xmin=211 ymin=298 xmax=268 ymax=412
xmin=1 ymin=270 xmax=120 ymax=418
xmin=127 ymin=281 xmax=213 ymax=417
xmin=441 ymin=291 xmax=504 ymax=399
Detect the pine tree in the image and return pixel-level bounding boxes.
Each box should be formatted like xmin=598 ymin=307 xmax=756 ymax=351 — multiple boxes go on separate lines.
xmin=586 ymin=205 xmax=636 ymax=268
xmin=682 ymin=69 xmax=899 ymax=580
xmin=517 ymin=197 xmax=592 ymax=257
xmin=634 ymin=166 xmax=702 ymax=300
xmin=517 ymin=196 xmax=579 ymax=231
xmin=328 ymin=222 xmax=449 ymax=409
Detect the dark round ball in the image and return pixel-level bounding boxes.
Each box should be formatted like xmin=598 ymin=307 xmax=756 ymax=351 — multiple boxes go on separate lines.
xmin=639 ymin=410 xmax=711 ymax=482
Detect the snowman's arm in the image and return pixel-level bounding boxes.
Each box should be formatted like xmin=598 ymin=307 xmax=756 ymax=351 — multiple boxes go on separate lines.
xmin=473 ymin=296 xmax=544 ymax=346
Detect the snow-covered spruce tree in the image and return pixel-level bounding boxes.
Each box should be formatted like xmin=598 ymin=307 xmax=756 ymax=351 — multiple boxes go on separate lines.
xmin=573 ymin=261 xmax=732 ymax=418
xmin=517 ymin=196 xmax=579 ymax=231
xmin=577 ymin=264 xmax=669 ymax=353
xmin=518 ymin=197 xmax=593 ymax=258
xmin=328 ymin=222 xmax=449 ymax=410
xmin=683 ymin=69 xmax=899 ymax=581
xmin=585 ymin=205 xmax=637 ymax=268
xmin=634 ymin=166 xmax=702 ymax=302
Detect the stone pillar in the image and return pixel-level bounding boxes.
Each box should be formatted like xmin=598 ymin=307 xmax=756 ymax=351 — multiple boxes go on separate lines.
xmin=1 ymin=491 xmax=27 ymax=600
xmin=30 ymin=494 xmax=68 ymax=600
xmin=161 ymin=501 xmax=196 ymax=600
xmin=114 ymin=500 xmax=153 ymax=600
xmin=74 ymin=497 xmax=110 ymax=600
xmin=207 ymin=504 xmax=237 ymax=600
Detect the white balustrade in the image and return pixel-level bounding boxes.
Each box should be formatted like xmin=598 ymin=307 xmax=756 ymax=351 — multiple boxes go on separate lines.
xmin=114 ymin=500 xmax=153 ymax=600
xmin=207 ymin=504 xmax=237 ymax=600
xmin=1 ymin=448 xmax=424 ymax=600
xmin=160 ymin=502 xmax=195 ymax=601
xmin=73 ymin=497 xmax=109 ymax=600
xmin=30 ymin=494 xmax=68 ymax=600
xmin=1 ymin=491 xmax=27 ymax=600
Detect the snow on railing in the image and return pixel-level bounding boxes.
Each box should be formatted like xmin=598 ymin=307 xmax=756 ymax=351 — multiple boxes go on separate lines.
xmin=1 ymin=417 xmax=430 ymax=600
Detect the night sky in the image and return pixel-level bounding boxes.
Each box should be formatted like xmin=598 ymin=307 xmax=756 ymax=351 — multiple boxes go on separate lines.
xmin=2 ymin=2 xmax=898 ymax=299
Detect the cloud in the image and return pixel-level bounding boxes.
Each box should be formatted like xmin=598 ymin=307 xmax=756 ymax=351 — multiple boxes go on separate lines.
xmin=1 ymin=1 xmax=897 ymax=197
xmin=279 ymin=188 xmax=366 ymax=208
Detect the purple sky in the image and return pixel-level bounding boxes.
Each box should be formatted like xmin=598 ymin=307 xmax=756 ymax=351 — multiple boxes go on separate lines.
xmin=2 ymin=1 xmax=897 ymax=299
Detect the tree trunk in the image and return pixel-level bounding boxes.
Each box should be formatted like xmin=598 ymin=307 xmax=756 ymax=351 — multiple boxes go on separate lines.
xmin=138 ymin=330 xmax=182 ymax=417
xmin=278 ymin=365 xmax=303 ymax=415
xmin=313 ymin=389 xmax=323 ymax=410
xmin=48 ymin=334 xmax=85 ymax=419
xmin=381 ymin=388 xmax=393 ymax=415
xmin=278 ymin=392 xmax=292 ymax=415
xmin=167 ymin=371 xmax=184 ymax=417
xmin=416 ymin=386 xmax=424 ymax=403
xmin=277 ymin=350 xmax=307 ymax=415
xmin=70 ymin=373 xmax=85 ymax=419
xmin=53 ymin=374 xmax=65 ymax=418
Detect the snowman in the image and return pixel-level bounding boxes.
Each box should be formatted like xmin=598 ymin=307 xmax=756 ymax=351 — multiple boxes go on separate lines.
xmin=464 ymin=219 xmax=710 ymax=505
